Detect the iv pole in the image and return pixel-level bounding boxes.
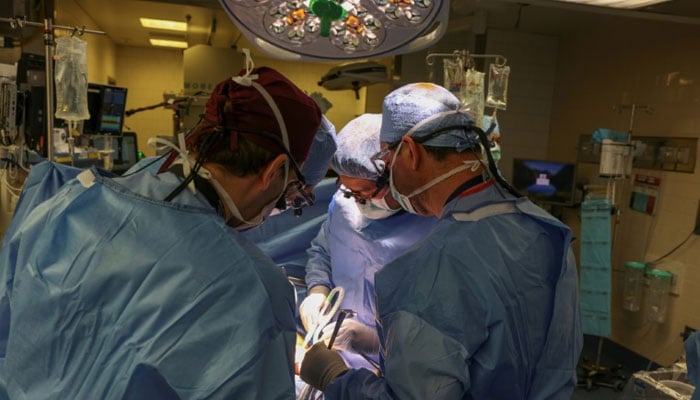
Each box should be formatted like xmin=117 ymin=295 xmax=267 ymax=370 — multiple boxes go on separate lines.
xmin=425 ymin=49 xmax=508 ymax=67
xmin=581 ymin=103 xmax=653 ymax=391
xmin=608 ymin=103 xmax=653 ymax=241
xmin=0 ymin=16 xmax=106 ymax=162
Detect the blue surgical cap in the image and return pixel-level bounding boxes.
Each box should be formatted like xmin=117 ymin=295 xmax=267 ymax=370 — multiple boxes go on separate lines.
xmin=301 ymin=115 xmax=337 ymax=186
xmin=380 ymin=83 xmax=479 ymax=152
xmin=331 ymin=113 xmax=382 ymax=180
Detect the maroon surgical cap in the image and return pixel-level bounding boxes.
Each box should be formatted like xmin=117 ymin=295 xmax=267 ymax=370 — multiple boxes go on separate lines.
xmin=190 ymin=66 xmax=322 ymax=164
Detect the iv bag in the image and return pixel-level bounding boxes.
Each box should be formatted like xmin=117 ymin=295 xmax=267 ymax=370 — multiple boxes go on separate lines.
xmin=443 ymin=58 xmax=466 ymax=103
xmin=486 ymin=64 xmax=509 ymax=110
xmin=54 ymin=35 xmax=90 ymax=121
xmin=464 ymin=68 xmax=485 ymax=128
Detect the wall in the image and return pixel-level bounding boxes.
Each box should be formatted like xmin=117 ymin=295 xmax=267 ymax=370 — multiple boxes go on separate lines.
xmin=115 ymin=45 xmax=184 ymax=156
xmin=548 ymin=14 xmax=700 ymax=366
xmin=54 ymin=0 xmax=117 ymax=85
xmin=485 ymin=29 xmax=559 ymax=183
xmin=254 ymin=55 xmax=368 ymax=133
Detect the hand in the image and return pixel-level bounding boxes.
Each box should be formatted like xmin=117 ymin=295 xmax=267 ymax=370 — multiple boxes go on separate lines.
xmin=299 ymin=287 xmax=330 ymax=332
xmin=300 ymin=342 xmax=349 ymax=391
xmin=320 ymin=318 xmax=380 ymax=355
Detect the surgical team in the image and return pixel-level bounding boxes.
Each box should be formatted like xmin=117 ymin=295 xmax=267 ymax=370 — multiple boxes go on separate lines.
xmin=0 ymin=61 xmax=582 ymax=399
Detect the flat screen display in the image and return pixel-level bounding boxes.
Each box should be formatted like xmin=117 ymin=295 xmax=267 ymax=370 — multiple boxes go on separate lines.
xmin=512 ymin=159 xmax=576 ymax=205
xmin=84 ymin=83 xmax=128 ymax=135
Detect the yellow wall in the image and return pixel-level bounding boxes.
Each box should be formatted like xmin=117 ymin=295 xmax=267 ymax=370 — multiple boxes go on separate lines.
xmin=115 ymin=46 xmax=184 ymax=156
xmin=54 ymin=0 xmax=116 ymax=84
xmin=548 ymin=17 xmax=700 ymax=366
xmin=252 ymin=55 xmax=379 ymax=133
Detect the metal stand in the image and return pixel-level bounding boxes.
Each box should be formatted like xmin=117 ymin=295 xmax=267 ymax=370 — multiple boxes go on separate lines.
xmin=0 ymin=15 xmax=106 ymax=161
xmin=577 ymin=337 xmax=627 ymax=391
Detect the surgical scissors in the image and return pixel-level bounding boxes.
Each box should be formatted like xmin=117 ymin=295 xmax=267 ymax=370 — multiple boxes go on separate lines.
xmin=297 ymin=308 xmax=350 ymax=400
xmin=303 ymin=286 xmax=344 ymax=348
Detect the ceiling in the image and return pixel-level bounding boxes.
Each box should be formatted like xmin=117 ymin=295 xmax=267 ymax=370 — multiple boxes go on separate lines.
xmin=72 ymin=0 xmax=242 ymax=49
xmin=63 ymin=0 xmax=700 ymax=53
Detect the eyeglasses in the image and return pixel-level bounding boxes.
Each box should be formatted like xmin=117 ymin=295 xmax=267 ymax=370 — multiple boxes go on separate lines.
xmin=369 ymin=140 xmax=402 ymax=192
xmin=335 ymin=178 xmax=375 ymax=205
xmin=370 ymin=124 xmax=477 ymax=178
xmin=369 ymin=140 xmax=401 ymax=177
xmin=284 ymin=180 xmax=315 ymax=210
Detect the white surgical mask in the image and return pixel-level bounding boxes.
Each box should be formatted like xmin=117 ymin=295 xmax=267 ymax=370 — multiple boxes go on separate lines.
xmin=356 ymin=194 xmax=400 ymax=220
xmin=389 ymin=140 xmax=481 ymax=215
xmin=201 ymin=162 xmax=288 ymax=231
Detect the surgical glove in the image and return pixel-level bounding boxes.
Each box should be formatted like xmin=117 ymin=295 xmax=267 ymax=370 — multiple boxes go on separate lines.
xmin=300 ymin=342 xmax=349 ymax=391
xmin=320 ymin=318 xmax=380 ymax=355
xmin=299 ymin=286 xmax=330 ymax=332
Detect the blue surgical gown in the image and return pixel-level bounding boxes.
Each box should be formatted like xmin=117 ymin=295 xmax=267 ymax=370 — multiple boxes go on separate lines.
xmin=324 ymin=184 xmax=582 ymax=399
xmin=0 ymin=162 xmax=297 ymax=399
xmin=305 ymin=191 xmax=435 ymax=369
xmin=686 ymin=331 xmax=699 ymax=400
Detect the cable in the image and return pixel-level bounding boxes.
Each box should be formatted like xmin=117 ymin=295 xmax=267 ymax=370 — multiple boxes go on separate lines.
xmin=474 ymin=123 xmax=521 ymax=198
xmin=645 ymin=230 xmax=697 ymax=265
xmin=163 ymin=128 xmax=221 ymax=202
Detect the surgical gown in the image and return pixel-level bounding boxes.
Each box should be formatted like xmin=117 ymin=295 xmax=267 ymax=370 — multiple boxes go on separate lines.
xmin=686 ymin=331 xmax=699 ymax=400
xmin=324 ymin=183 xmax=582 ymax=399
xmin=0 ymin=162 xmax=298 ymax=399
xmin=305 ymin=191 xmax=435 ymax=369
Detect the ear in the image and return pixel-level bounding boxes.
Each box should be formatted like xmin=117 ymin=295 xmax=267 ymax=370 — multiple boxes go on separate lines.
xmin=259 ymin=154 xmax=288 ymax=190
xmin=402 ymin=136 xmax=421 ymax=171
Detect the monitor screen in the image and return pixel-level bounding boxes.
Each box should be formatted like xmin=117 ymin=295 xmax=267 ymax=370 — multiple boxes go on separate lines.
xmin=92 ymin=132 xmax=139 ymax=175
xmin=512 ymin=159 xmax=576 ymax=205
xmin=84 ymin=83 xmax=127 ymax=135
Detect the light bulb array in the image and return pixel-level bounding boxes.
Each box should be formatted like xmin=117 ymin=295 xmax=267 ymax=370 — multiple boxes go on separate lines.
xmin=220 ymin=0 xmax=447 ymax=61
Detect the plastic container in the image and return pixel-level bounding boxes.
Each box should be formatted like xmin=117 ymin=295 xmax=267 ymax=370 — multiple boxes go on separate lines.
xmin=625 ymin=366 xmax=695 ymax=399
xmin=623 ymin=261 xmax=646 ymax=312
xmin=646 ymin=269 xmax=673 ymax=323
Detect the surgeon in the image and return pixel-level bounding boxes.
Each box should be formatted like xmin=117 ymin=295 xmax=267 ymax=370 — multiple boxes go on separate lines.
xmin=298 ymin=113 xmax=435 ymax=372
xmin=300 ymin=83 xmax=582 ymax=399
xmin=0 ymin=62 xmax=322 ymax=399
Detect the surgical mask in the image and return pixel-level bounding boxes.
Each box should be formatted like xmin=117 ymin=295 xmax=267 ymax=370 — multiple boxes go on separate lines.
xmin=389 ymin=140 xmax=481 ymax=215
xmin=204 ymin=165 xmax=288 ymax=231
xmin=356 ymin=194 xmax=400 ymax=220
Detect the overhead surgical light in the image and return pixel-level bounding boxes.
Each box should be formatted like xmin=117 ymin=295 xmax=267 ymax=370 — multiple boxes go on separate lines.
xmin=218 ymin=0 xmax=449 ymax=61
xmin=554 ymin=0 xmax=672 ymax=8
